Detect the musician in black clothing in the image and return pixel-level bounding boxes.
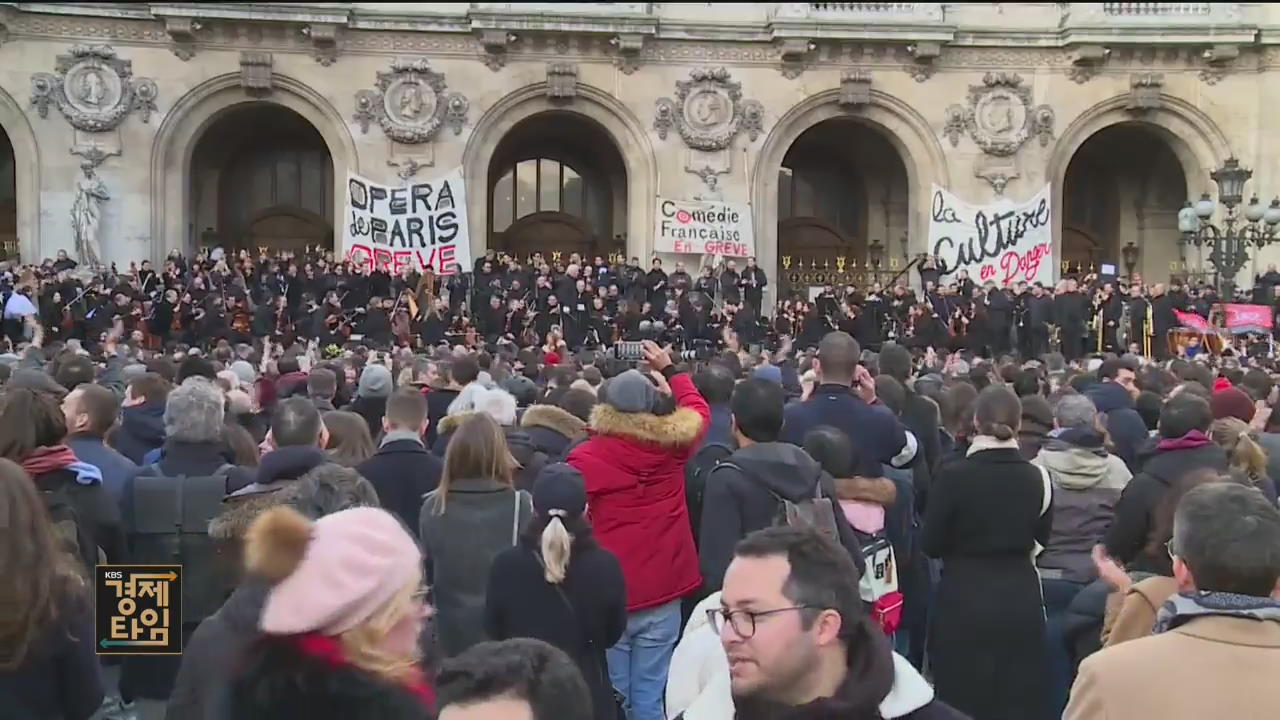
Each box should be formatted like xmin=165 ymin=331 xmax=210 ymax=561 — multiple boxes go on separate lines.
xmin=719 ymin=260 xmax=742 ymax=306
xmin=1053 ymin=279 xmax=1089 ymax=361
xmin=1098 ymin=283 xmax=1123 ymax=354
xmin=1125 ymin=284 xmax=1152 ymax=356
xmin=741 ymin=257 xmax=767 ymax=312
xmin=478 ymin=294 xmax=507 ymax=343
xmin=646 ymin=258 xmax=668 ymax=308
xmin=694 ymin=265 xmax=717 ymax=299
xmin=1027 ymin=284 xmax=1054 ymax=357
xmin=1149 ymin=283 xmax=1179 ymax=360
xmin=362 ymin=297 xmax=394 ymax=348
xmin=985 ymin=284 xmax=1013 ymax=356
xmin=669 ymin=262 xmax=692 ymax=296
xmin=419 ymin=297 xmax=447 ymax=347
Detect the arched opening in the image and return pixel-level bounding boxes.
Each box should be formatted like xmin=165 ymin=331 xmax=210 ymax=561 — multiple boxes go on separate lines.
xmin=0 ymin=127 xmax=15 ymax=260
xmin=777 ymin=118 xmax=908 ymax=297
xmin=1062 ymin=123 xmax=1187 ymax=277
xmin=486 ymin=111 xmax=625 ymax=262
xmin=189 ymin=104 xmax=334 ymax=254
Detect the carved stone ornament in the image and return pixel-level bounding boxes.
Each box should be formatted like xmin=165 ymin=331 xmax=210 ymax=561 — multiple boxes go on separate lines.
xmin=30 ymin=45 xmax=159 ymax=131
xmin=942 ymin=104 xmax=965 ymax=147
xmin=546 ymin=63 xmax=578 ymax=100
xmin=240 ymin=51 xmax=273 ymax=96
xmin=1032 ymin=105 xmax=1055 ymax=147
xmin=352 ymin=58 xmax=468 ymax=144
xmin=652 ymin=67 xmax=762 ymax=151
xmin=477 ymin=30 xmax=516 ymax=72
xmin=838 ymin=70 xmax=872 ymax=108
xmin=611 ymin=33 xmax=644 ymax=75
xmin=303 ymin=23 xmax=340 ymax=66
xmin=164 ymin=17 xmax=202 ymax=61
xmin=777 ymin=38 xmax=816 ymax=80
xmin=1127 ymin=73 xmax=1164 ymax=113
xmin=961 ymin=72 xmax=1034 ymax=157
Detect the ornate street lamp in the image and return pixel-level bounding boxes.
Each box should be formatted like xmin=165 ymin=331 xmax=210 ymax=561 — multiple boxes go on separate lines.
xmin=1121 ymin=241 xmax=1139 ymax=279
xmin=868 ymin=238 xmax=885 ymax=283
xmin=1179 ymin=157 xmax=1280 ymax=298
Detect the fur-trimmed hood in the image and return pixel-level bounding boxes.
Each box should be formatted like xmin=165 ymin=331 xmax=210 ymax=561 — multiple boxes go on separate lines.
xmin=436 ymin=411 xmax=473 ymax=436
xmin=520 ymin=404 xmax=585 ymax=440
xmin=833 ymin=476 xmax=898 ymax=507
xmin=209 ymin=485 xmax=297 ymax=542
xmin=588 ymin=403 xmax=704 ymax=448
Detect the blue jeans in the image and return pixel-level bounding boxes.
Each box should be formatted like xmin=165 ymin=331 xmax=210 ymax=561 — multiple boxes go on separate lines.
xmin=606 ymin=599 xmax=682 ymax=720
xmin=1042 ymin=577 xmax=1086 ymax=719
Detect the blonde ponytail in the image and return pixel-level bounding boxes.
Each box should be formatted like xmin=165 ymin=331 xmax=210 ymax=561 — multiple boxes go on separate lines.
xmin=540 ymin=513 xmax=573 ymax=584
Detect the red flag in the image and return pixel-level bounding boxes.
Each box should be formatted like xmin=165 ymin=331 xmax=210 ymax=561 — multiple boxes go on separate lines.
xmin=1174 ymin=309 xmax=1211 ymax=332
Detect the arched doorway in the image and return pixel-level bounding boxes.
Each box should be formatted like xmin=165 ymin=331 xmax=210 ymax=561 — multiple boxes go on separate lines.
xmin=0 ymin=127 xmax=15 ymax=260
xmin=776 ymin=118 xmax=908 ymax=297
xmin=190 ymin=104 xmax=334 ymax=254
xmin=487 ymin=112 xmax=624 ymax=263
xmin=1062 ymin=123 xmax=1186 ymax=277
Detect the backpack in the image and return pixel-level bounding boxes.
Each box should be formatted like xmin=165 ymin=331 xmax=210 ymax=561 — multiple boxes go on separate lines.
xmin=129 ymin=464 xmax=234 ymax=624
xmin=720 ymin=461 xmax=841 ymax=544
xmin=685 ymin=442 xmax=733 ymax=545
xmin=41 ymin=475 xmax=99 ymax=575
xmin=856 ymin=531 xmax=903 ymax=635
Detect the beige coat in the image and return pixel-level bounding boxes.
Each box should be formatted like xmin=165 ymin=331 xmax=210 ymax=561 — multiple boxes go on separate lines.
xmin=1065 ymin=615 xmax=1280 ymax=720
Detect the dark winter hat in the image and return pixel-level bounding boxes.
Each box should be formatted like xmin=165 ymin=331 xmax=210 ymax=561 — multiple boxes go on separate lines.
xmin=1210 ymin=386 xmax=1256 ymax=423
xmin=533 ymin=463 xmax=587 ymax=518
xmin=600 ymin=369 xmax=658 ymax=414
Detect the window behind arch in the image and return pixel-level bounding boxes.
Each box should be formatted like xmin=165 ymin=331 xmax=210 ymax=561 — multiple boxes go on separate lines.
xmin=491 ymin=158 xmax=588 ymax=232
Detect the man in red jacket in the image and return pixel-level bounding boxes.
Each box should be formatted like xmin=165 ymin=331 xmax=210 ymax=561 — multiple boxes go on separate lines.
xmin=567 ymin=340 xmax=708 ymax=720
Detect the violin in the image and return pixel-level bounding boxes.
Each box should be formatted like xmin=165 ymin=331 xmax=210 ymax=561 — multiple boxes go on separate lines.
xmin=231 ymin=306 xmax=252 ymax=334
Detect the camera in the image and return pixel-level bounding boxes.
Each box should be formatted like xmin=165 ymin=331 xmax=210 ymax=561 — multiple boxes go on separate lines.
xmin=676 ymin=339 xmax=714 ymax=362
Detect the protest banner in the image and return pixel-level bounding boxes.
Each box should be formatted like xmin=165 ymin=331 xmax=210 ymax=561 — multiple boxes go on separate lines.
xmin=927 ymin=184 xmax=1054 ymax=287
xmin=342 ymin=168 xmax=472 ymax=275
xmin=654 ymin=197 xmax=755 ymax=258
xmin=1222 ymin=303 xmax=1274 ymax=335
xmin=1174 ymin=309 xmax=1212 ymax=332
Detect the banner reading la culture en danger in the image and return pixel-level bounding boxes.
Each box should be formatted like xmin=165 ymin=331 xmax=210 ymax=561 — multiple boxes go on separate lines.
xmin=654 ymin=197 xmax=756 ymax=258
xmin=928 ymin=184 xmax=1054 ymax=287
xmin=343 ymin=168 xmax=473 ymax=275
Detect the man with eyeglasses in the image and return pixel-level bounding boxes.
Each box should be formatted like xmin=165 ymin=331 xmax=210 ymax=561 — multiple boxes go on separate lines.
xmin=671 ymin=526 xmax=965 ymax=719
xmin=1066 ymin=482 xmax=1280 ymax=719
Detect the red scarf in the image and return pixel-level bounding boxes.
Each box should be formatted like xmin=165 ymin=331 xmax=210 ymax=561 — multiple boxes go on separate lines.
xmin=293 ymin=633 xmax=435 ymax=711
xmin=22 ymin=445 xmax=79 ymax=478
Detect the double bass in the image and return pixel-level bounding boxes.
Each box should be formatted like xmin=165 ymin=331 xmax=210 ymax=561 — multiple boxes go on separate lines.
xmin=391 ymin=290 xmax=414 ymax=347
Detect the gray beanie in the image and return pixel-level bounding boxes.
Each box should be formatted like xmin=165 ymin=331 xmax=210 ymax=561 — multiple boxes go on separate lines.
xmin=357 ymin=364 xmax=393 ymax=399
xmin=230 ymin=360 xmax=257 ymax=387
xmin=601 ymin=369 xmax=659 ymax=414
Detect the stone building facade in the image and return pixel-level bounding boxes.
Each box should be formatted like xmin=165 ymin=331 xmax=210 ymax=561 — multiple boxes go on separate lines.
xmin=0 ymin=2 xmax=1278 ymax=300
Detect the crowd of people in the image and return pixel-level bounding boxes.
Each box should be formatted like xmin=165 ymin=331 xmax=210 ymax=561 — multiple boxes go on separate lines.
xmin=0 ymin=246 xmax=1279 ymax=720
xmin=8 ymin=248 xmax=1280 ymax=370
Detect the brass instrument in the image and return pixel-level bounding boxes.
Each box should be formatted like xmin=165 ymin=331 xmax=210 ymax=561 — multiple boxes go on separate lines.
xmin=1145 ymin=303 xmax=1154 ymax=357
xmin=1048 ymin=323 xmax=1062 ymax=354
xmin=1117 ymin=299 xmax=1132 ymax=352
xmin=1093 ymin=296 xmax=1104 ymax=354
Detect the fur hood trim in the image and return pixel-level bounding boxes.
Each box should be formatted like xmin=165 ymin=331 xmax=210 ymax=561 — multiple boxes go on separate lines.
xmin=520 ymin=404 xmax=585 ymax=439
xmin=208 ymin=485 xmax=295 ymax=541
xmin=833 ymin=476 xmax=898 ymax=507
xmin=588 ymin=403 xmax=704 ymax=448
xmin=436 ymin=411 xmax=475 ymax=436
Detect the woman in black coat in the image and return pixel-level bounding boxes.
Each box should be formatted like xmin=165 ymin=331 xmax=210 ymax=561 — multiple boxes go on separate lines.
xmin=923 ymin=385 xmax=1052 ymax=720
xmin=484 ymin=464 xmax=627 ymax=720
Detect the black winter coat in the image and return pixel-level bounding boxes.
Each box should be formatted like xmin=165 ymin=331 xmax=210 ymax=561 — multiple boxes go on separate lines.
xmin=227 ymin=636 xmax=430 ymax=720
xmin=357 ymin=439 xmax=442 ymax=537
xmin=165 ymin=580 xmax=268 ymax=720
xmin=425 ymin=388 xmax=460 ymax=447
xmin=0 ymin=591 xmax=102 ymax=720
xmin=698 ymin=442 xmax=867 ymax=593
xmin=485 ymin=536 xmax=627 ymax=720
xmin=37 ymin=467 xmax=125 ymax=567
xmin=344 ymin=395 xmax=389 ymax=441
xmin=922 ymin=445 xmax=1052 ymax=720
xmin=1103 ymin=439 xmax=1228 ymax=576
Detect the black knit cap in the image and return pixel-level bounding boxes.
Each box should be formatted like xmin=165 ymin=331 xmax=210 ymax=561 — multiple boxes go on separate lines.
xmin=532 ymin=463 xmax=587 ymax=518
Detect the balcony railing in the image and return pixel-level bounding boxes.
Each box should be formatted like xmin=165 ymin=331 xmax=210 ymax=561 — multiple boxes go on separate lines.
xmin=775 ymin=2 xmax=943 ymax=21
xmin=1102 ymin=3 xmax=1210 ymax=15
xmin=809 ymin=3 xmax=919 ymax=11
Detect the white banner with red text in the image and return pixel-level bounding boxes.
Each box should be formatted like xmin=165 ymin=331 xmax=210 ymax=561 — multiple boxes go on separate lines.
xmin=927 ymin=184 xmax=1054 ymax=288
xmin=342 ymin=168 xmax=472 ymax=275
xmin=654 ymin=197 xmax=756 ymax=258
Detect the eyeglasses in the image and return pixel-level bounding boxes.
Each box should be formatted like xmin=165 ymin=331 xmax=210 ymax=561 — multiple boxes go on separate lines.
xmin=706 ymin=606 xmax=817 ymax=639
xmin=1165 ymin=539 xmax=1178 ymax=560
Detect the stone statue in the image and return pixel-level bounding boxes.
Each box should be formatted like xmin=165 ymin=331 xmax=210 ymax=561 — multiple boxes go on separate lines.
xmin=71 ymin=162 xmax=108 ymax=267
xmin=398 ymin=82 xmax=424 ymax=119
xmin=694 ymin=172 xmax=724 ymax=201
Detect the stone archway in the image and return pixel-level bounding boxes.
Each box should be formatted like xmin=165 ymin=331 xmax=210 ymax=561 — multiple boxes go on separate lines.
xmin=0 ymin=84 xmax=41 ymax=262
xmin=462 ymin=83 xmax=656 ymax=264
xmin=752 ymin=89 xmax=950 ymax=305
xmin=150 ymin=73 xmax=358 ymax=260
xmin=1049 ymin=95 xmax=1230 ymax=281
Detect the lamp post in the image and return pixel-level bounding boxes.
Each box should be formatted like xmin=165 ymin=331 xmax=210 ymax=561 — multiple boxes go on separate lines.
xmin=1121 ymin=241 xmax=1139 ymax=281
xmin=868 ymin=238 xmax=885 ymax=284
xmin=1179 ymin=157 xmax=1280 ymax=298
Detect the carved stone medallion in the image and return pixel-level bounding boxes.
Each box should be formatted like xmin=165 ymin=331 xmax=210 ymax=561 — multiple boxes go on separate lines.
xmin=961 ymin=72 xmax=1033 ymax=157
xmin=30 ymin=45 xmax=158 ymax=131
xmin=352 ymin=59 xmax=468 ymax=144
xmin=653 ymin=67 xmax=761 ymax=151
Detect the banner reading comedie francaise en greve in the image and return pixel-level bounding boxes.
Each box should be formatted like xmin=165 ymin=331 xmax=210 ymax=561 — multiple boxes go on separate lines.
xmin=654 ymin=197 xmax=756 ymax=258
xmin=343 ymin=168 xmax=472 ymax=275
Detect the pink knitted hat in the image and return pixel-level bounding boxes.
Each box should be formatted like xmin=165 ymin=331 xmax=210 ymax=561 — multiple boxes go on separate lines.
xmin=257 ymin=507 xmax=421 ymax=636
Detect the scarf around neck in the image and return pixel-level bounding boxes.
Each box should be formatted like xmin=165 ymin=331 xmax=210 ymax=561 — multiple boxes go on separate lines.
xmin=1156 ymin=429 xmax=1213 ymax=452
xmin=966 ymin=435 xmax=1021 ymax=456
xmin=293 ymin=633 xmax=435 ymax=711
xmin=1152 ymin=590 xmax=1280 ymax=634
xmin=22 ymin=444 xmax=80 ymax=478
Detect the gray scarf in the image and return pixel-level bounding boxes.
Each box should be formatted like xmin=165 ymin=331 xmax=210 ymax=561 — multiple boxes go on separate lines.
xmin=1152 ymin=590 xmax=1280 ymax=634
